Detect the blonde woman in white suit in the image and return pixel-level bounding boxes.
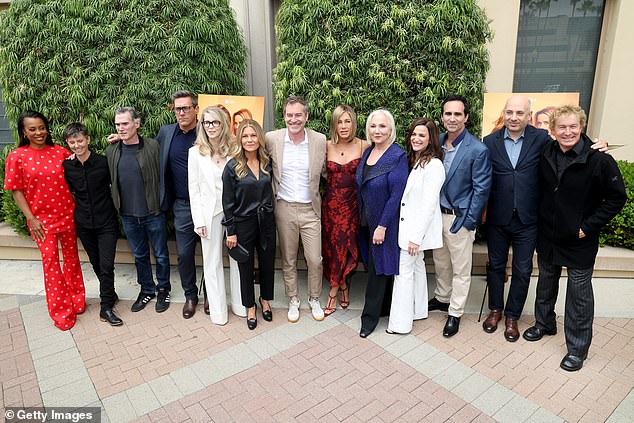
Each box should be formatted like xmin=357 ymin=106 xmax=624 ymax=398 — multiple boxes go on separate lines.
xmin=387 ymin=118 xmax=445 ymax=334
xmin=188 ymin=106 xmax=246 ymax=325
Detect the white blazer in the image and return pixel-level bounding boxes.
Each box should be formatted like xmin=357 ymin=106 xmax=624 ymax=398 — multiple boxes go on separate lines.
xmin=188 ymin=146 xmax=222 ymax=240
xmin=398 ymin=158 xmax=445 ymax=251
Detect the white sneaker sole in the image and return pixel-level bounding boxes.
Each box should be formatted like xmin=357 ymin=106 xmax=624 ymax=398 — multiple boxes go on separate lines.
xmin=288 ymin=314 xmax=300 ymax=323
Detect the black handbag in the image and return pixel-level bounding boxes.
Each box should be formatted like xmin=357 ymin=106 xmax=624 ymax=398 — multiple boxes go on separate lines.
xmin=228 ymin=243 xmax=249 ymax=263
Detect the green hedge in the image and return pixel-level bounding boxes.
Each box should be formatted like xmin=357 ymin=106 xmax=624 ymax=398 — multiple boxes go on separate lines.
xmin=599 ymin=160 xmax=634 ymax=249
xmin=0 ymin=0 xmax=247 ymax=235
xmin=273 ymin=0 xmax=492 ymax=143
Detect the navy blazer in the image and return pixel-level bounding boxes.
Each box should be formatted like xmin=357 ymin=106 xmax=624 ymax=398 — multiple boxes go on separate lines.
xmin=483 ymin=125 xmax=550 ymax=226
xmin=354 ymin=143 xmax=408 ymax=276
xmin=440 ymin=129 xmax=492 ymax=233
xmin=155 ymin=123 xmax=199 ymax=211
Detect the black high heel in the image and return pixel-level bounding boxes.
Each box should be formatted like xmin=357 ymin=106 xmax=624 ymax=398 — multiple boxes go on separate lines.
xmin=247 ymin=305 xmax=257 ymax=330
xmin=259 ymin=297 xmax=273 ymax=322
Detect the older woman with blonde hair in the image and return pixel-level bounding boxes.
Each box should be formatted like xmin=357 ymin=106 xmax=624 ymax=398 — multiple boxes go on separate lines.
xmin=322 ymin=105 xmax=370 ymax=316
xmin=354 ymin=109 xmax=408 ymax=337
xmin=222 ymin=119 xmax=276 ymax=330
xmin=188 ymin=106 xmax=246 ymax=325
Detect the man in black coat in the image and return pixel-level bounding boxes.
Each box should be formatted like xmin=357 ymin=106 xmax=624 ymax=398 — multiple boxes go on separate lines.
xmin=523 ymin=105 xmax=627 ymax=372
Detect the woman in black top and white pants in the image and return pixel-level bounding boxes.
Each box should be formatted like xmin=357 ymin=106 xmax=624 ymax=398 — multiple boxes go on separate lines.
xmin=62 ymin=123 xmax=122 ymax=326
xmin=222 ymin=119 xmax=275 ymax=330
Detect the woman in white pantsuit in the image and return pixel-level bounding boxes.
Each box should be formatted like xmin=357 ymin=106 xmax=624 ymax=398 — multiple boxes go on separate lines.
xmin=387 ymin=118 xmax=445 ymax=334
xmin=188 ymin=106 xmax=246 ymax=325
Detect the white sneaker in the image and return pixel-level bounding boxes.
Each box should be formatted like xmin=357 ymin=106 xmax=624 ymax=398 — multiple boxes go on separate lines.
xmin=287 ymin=299 xmax=300 ymax=323
xmin=308 ymin=297 xmax=325 ymax=321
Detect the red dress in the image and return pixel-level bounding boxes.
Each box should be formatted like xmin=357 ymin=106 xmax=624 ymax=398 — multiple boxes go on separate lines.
xmin=322 ymin=158 xmax=360 ymax=287
xmin=4 ymin=145 xmax=85 ymax=330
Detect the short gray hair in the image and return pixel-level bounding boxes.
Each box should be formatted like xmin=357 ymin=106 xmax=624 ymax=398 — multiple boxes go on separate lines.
xmin=172 ymin=90 xmax=198 ymax=106
xmin=114 ymin=106 xmax=140 ymax=121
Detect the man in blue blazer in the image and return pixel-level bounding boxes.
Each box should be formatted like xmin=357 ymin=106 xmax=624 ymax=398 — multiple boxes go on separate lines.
xmin=482 ymin=95 xmax=549 ymax=342
xmin=430 ymin=95 xmax=492 ymax=337
xmin=155 ymin=90 xmax=201 ymax=319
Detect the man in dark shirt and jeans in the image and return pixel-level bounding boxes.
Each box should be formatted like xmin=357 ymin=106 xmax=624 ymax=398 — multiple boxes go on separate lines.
xmin=106 ymin=107 xmax=171 ymax=313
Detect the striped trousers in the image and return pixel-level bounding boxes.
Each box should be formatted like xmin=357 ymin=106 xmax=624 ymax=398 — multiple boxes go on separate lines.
xmin=534 ymin=255 xmax=594 ymax=357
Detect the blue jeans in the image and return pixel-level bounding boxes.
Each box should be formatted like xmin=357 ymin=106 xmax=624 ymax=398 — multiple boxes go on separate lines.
xmin=121 ymin=213 xmax=171 ymax=294
xmin=173 ymin=199 xmax=199 ymax=299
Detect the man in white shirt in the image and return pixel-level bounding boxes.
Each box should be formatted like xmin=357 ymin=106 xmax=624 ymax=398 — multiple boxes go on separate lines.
xmin=265 ymin=96 xmax=327 ymax=322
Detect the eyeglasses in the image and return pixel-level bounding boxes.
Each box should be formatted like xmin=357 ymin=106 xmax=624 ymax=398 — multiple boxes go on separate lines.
xmin=174 ymin=106 xmax=193 ymax=114
xmin=202 ymin=120 xmax=221 ymax=128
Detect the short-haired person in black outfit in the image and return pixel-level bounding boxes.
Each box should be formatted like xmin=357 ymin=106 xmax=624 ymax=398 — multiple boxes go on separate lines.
xmin=222 ymin=120 xmax=276 ymax=330
xmin=63 ymin=123 xmax=122 ymax=326
xmin=523 ymin=105 xmax=626 ymax=372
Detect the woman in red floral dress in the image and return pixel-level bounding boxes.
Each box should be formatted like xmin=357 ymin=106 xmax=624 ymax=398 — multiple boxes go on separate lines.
xmin=322 ymin=105 xmax=370 ymax=316
xmin=4 ymin=111 xmax=85 ymax=330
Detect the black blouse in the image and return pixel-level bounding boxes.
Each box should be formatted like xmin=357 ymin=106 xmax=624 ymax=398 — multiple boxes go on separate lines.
xmin=63 ymin=152 xmax=118 ymax=229
xmin=222 ymin=158 xmax=274 ymax=236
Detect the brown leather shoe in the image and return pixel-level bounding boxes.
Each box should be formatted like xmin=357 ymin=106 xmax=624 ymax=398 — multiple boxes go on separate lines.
xmin=183 ymin=298 xmax=198 ymax=319
xmin=482 ymin=310 xmax=502 ymax=333
xmin=504 ymin=317 xmax=520 ymax=342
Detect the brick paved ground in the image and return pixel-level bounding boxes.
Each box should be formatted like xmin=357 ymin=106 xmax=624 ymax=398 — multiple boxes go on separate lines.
xmin=1 ymin=287 xmax=634 ymax=422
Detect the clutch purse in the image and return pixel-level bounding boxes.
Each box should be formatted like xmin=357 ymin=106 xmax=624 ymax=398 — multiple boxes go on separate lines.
xmin=228 ymin=243 xmax=250 ymax=263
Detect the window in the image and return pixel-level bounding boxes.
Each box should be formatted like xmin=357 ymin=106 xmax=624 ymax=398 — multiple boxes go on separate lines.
xmin=0 ymin=92 xmax=13 ymax=149
xmin=513 ymin=0 xmax=605 ymax=112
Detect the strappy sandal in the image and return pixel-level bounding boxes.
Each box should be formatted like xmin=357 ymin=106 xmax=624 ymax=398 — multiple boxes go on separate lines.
xmin=324 ymin=293 xmax=337 ymax=317
xmin=339 ymin=285 xmax=350 ymax=309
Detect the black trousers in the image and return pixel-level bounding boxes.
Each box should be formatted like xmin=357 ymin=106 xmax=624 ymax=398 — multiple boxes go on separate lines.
xmin=486 ymin=216 xmax=537 ymax=319
xmin=534 ymin=255 xmax=594 ymax=357
xmin=235 ymin=212 xmax=276 ymax=308
xmin=76 ymin=221 xmax=118 ymax=311
xmin=361 ymin=227 xmax=394 ymax=333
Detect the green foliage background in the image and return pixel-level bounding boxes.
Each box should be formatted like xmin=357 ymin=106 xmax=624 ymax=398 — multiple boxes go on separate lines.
xmin=274 ymin=0 xmax=492 ymax=142
xmin=599 ymin=160 xmax=634 ymax=250
xmin=0 ymin=0 xmax=247 ymax=234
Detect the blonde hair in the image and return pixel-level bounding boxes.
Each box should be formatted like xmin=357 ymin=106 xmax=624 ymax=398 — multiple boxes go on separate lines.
xmin=549 ymin=105 xmax=587 ymax=133
xmin=365 ymin=109 xmax=396 ymax=146
xmin=329 ymin=105 xmax=358 ymax=144
xmin=232 ymin=119 xmax=270 ymax=179
xmin=194 ymin=106 xmax=233 ymax=157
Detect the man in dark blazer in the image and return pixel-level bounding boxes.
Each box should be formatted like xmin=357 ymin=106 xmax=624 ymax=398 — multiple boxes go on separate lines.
xmin=155 ymin=90 xmax=200 ymax=318
xmin=429 ymin=94 xmax=492 ymax=337
xmin=482 ymin=95 xmax=549 ymax=341
xmin=525 ymin=105 xmax=626 ymax=371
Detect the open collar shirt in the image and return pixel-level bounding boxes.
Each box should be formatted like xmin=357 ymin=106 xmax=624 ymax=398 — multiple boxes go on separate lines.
xmin=277 ymin=129 xmax=311 ymax=203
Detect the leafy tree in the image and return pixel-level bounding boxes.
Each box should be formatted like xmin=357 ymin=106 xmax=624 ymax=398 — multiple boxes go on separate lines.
xmin=0 ymin=0 xmax=247 ymax=234
xmin=273 ymin=0 xmax=492 ymax=142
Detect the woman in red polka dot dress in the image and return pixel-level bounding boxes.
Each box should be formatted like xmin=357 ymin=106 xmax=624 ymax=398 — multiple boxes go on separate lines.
xmin=4 ymin=111 xmax=85 ymax=330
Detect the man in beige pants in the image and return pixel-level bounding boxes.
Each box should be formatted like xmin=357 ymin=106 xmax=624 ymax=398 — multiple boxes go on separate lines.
xmin=430 ymin=94 xmax=491 ymax=337
xmin=265 ymin=96 xmax=327 ymax=322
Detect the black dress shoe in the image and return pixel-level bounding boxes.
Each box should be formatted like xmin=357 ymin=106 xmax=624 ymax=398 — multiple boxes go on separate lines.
xmin=443 ymin=316 xmax=460 ymax=337
xmin=560 ymin=353 xmax=585 ymax=372
xmin=247 ymin=317 xmax=257 ymax=330
xmin=204 ymin=290 xmax=210 ymax=315
xmin=259 ymin=297 xmax=273 ymax=322
xmin=100 ymin=309 xmax=123 ymax=326
xmin=428 ymin=298 xmax=449 ymax=312
xmin=522 ymin=325 xmax=557 ymax=342
xmin=359 ymin=328 xmax=372 ymax=338
xmin=182 ymin=298 xmax=198 ymax=319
